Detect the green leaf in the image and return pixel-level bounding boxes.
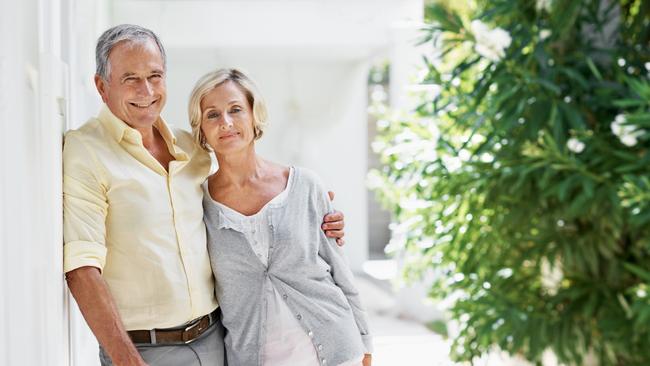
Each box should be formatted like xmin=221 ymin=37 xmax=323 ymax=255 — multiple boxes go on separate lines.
xmin=585 ymin=58 xmax=603 ymax=81
xmin=624 ymin=263 xmax=650 ymax=282
xmin=613 ymin=99 xmax=647 ymax=108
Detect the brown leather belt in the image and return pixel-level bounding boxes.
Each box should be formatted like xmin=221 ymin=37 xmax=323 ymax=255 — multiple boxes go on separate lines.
xmin=128 ymin=309 xmax=218 ymax=345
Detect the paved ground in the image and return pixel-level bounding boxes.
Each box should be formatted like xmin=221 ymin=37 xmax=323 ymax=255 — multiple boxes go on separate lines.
xmin=356 ymin=260 xmax=458 ymax=366
xmin=356 ymin=260 xmax=543 ymax=366
xmin=369 ymin=312 xmax=455 ymax=366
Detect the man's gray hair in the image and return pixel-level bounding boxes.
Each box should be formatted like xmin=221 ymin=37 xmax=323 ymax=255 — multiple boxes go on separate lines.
xmin=95 ymin=24 xmax=166 ymax=80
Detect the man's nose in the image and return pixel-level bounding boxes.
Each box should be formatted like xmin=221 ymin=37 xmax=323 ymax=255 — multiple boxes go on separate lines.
xmin=136 ymin=79 xmax=154 ymax=96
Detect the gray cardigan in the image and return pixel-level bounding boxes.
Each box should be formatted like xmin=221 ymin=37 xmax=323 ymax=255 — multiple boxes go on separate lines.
xmin=203 ymin=167 xmax=372 ymax=366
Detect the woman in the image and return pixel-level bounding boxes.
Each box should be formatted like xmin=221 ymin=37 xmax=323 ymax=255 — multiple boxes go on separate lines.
xmin=188 ymin=68 xmax=373 ymax=366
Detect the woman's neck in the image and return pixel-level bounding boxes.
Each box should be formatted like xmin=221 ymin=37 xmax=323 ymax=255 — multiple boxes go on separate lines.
xmin=214 ymin=146 xmax=265 ymax=188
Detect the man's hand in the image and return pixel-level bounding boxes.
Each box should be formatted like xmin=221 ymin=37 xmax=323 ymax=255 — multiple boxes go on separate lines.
xmin=66 ymin=266 xmax=148 ymax=366
xmin=363 ymin=353 xmax=372 ymax=366
xmin=323 ymin=191 xmax=345 ymax=246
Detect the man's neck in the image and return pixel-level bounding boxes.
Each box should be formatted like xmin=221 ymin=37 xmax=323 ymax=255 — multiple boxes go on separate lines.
xmin=134 ymin=124 xmax=158 ymax=150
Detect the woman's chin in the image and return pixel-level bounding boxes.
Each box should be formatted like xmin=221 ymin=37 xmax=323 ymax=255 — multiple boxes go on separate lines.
xmin=213 ymin=144 xmax=249 ymax=157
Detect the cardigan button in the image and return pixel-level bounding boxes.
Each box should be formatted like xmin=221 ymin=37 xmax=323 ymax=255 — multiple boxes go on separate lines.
xmin=296 ymin=314 xmax=302 ymax=320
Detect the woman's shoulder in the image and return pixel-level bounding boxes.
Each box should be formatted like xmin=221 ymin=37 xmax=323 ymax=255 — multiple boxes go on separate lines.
xmin=290 ymin=166 xmax=324 ymax=189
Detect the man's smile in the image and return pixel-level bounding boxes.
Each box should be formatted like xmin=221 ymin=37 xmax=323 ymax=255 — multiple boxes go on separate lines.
xmin=129 ymin=99 xmax=158 ymax=108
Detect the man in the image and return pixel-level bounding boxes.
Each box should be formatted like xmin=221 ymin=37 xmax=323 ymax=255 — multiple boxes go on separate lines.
xmin=63 ymin=24 xmax=346 ymax=366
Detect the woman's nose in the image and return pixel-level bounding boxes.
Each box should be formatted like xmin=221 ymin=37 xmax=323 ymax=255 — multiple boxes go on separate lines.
xmin=219 ymin=113 xmax=234 ymax=129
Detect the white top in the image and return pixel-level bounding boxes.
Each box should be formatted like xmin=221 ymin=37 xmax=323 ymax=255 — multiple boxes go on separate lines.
xmin=213 ymin=167 xmax=362 ymax=366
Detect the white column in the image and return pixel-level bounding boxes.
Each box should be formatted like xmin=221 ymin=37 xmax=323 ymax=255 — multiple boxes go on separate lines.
xmin=389 ymin=21 xmax=429 ymax=111
xmin=0 ymin=0 xmax=70 ymax=365
xmin=1 ymin=0 xmax=107 ymax=365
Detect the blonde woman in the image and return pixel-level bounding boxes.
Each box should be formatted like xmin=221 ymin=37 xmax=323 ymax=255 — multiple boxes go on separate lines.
xmin=188 ymin=68 xmax=373 ymax=366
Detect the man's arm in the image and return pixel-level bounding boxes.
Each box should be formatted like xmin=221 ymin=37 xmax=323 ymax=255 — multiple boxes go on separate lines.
xmin=63 ymin=134 xmax=146 ymax=365
xmin=323 ymin=191 xmax=345 ymax=246
xmin=67 ymin=267 xmax=147 ymax=366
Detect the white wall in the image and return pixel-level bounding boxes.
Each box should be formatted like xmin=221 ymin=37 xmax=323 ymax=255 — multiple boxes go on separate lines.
xmin=1 ymin=0 xmax=108 ymax=365
xmin=1 ymin=0 xmax=67 ymax=365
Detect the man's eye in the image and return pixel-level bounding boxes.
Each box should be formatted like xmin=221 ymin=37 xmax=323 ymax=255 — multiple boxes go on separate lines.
xmin=124 ymin=77 xmax=138 ymax=83
xmin=149 ymin=74 xmax=162 ymax=80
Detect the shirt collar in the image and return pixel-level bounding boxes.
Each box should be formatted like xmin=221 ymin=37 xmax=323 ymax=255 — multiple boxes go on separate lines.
xmin=97 ymin=104 xmax=178 ymax=146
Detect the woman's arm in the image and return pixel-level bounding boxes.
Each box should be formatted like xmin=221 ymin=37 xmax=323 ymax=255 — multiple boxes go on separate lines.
xmin=315 ymin=186 xmax=373 ymax=355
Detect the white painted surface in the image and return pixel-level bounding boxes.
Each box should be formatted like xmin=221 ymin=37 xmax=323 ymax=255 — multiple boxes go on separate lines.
xmin=1 ymin=1 xmax=107 ymax=365
xmin=112 ymin=0 xmax=423 ymax=48
xmin=1 ymin=0 xmax=68 ymax=365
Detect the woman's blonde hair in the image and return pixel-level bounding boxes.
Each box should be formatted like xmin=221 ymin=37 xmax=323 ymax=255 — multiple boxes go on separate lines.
xmin=188 ymin=68 xmax=268 ymax=151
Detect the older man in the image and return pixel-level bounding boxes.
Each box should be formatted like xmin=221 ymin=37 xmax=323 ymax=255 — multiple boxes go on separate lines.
xmin=63 ymin=24 xmax=346 ymax=366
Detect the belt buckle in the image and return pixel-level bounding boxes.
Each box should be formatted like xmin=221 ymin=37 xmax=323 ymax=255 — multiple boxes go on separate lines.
xmin=182 ymin=317 xmax=206 ymax=343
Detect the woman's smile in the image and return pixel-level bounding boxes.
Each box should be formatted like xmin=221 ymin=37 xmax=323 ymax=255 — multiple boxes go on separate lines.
xmin=219 ymin=132 xmax=240 ymax=140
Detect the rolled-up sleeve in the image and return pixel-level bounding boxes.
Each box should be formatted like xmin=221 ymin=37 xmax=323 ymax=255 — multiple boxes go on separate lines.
xmin=315 ymin=183 xmax=374 ymax=353
xmin=63 ymin=132 xmax=108 ymax=273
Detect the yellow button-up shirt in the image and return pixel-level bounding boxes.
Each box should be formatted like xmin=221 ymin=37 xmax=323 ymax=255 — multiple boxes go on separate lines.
xmin=63 ymin=105 xmax=218 ymax=330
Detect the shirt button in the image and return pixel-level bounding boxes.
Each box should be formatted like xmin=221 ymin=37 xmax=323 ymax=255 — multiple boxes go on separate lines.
xmin=308 ymin=331 xmax=313 ymax=338
xmin=282 ymin=294 xmax=288 ymax=300
xmin=321 ymin=359 xmax=327 ymax=365
xmin=318 ymin=344 xmax=323 ymax=351
xmin=296 ymin=314 xmax=302 ymax=320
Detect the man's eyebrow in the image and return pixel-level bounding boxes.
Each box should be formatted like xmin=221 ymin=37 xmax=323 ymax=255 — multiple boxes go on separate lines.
xmin=151 ymin=69 xmax=165 ymax=75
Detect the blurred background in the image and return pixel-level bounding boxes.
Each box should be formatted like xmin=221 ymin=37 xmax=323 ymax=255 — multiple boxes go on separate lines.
xmin=2 ymin=0 xmax=649 ymax=365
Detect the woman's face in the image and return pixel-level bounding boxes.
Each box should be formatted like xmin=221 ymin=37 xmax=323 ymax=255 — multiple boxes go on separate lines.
xmin=200 ymin=80 xmax=255 ymax=155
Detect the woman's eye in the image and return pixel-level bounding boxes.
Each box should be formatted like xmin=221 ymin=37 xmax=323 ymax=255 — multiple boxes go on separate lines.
xmin=231 ymin=107 xmax=241 ymax=113
xmin=207 ymin=112 xmax=219 ymax=119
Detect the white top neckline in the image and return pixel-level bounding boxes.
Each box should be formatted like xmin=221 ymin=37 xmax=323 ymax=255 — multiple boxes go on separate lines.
xmin=206 ymin=166 xmax=294 ymax=219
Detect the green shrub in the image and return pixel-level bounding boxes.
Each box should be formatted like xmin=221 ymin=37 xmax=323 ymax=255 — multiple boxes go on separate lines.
xmin=370 ymin=0 xmax=650 ymax=364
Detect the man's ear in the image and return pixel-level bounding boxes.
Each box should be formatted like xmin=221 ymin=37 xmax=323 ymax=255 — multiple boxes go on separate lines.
xmin=94 ymin=74 xmax=109 ymax=103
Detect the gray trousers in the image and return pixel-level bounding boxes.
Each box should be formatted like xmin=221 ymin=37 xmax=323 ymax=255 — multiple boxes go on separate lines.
xmin=99 ymin=318 xmax=227 ymax=366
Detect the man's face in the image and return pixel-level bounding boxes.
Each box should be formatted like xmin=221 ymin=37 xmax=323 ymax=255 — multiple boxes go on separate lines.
xmin=95 ymin=39 xmax=166 ymax=129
